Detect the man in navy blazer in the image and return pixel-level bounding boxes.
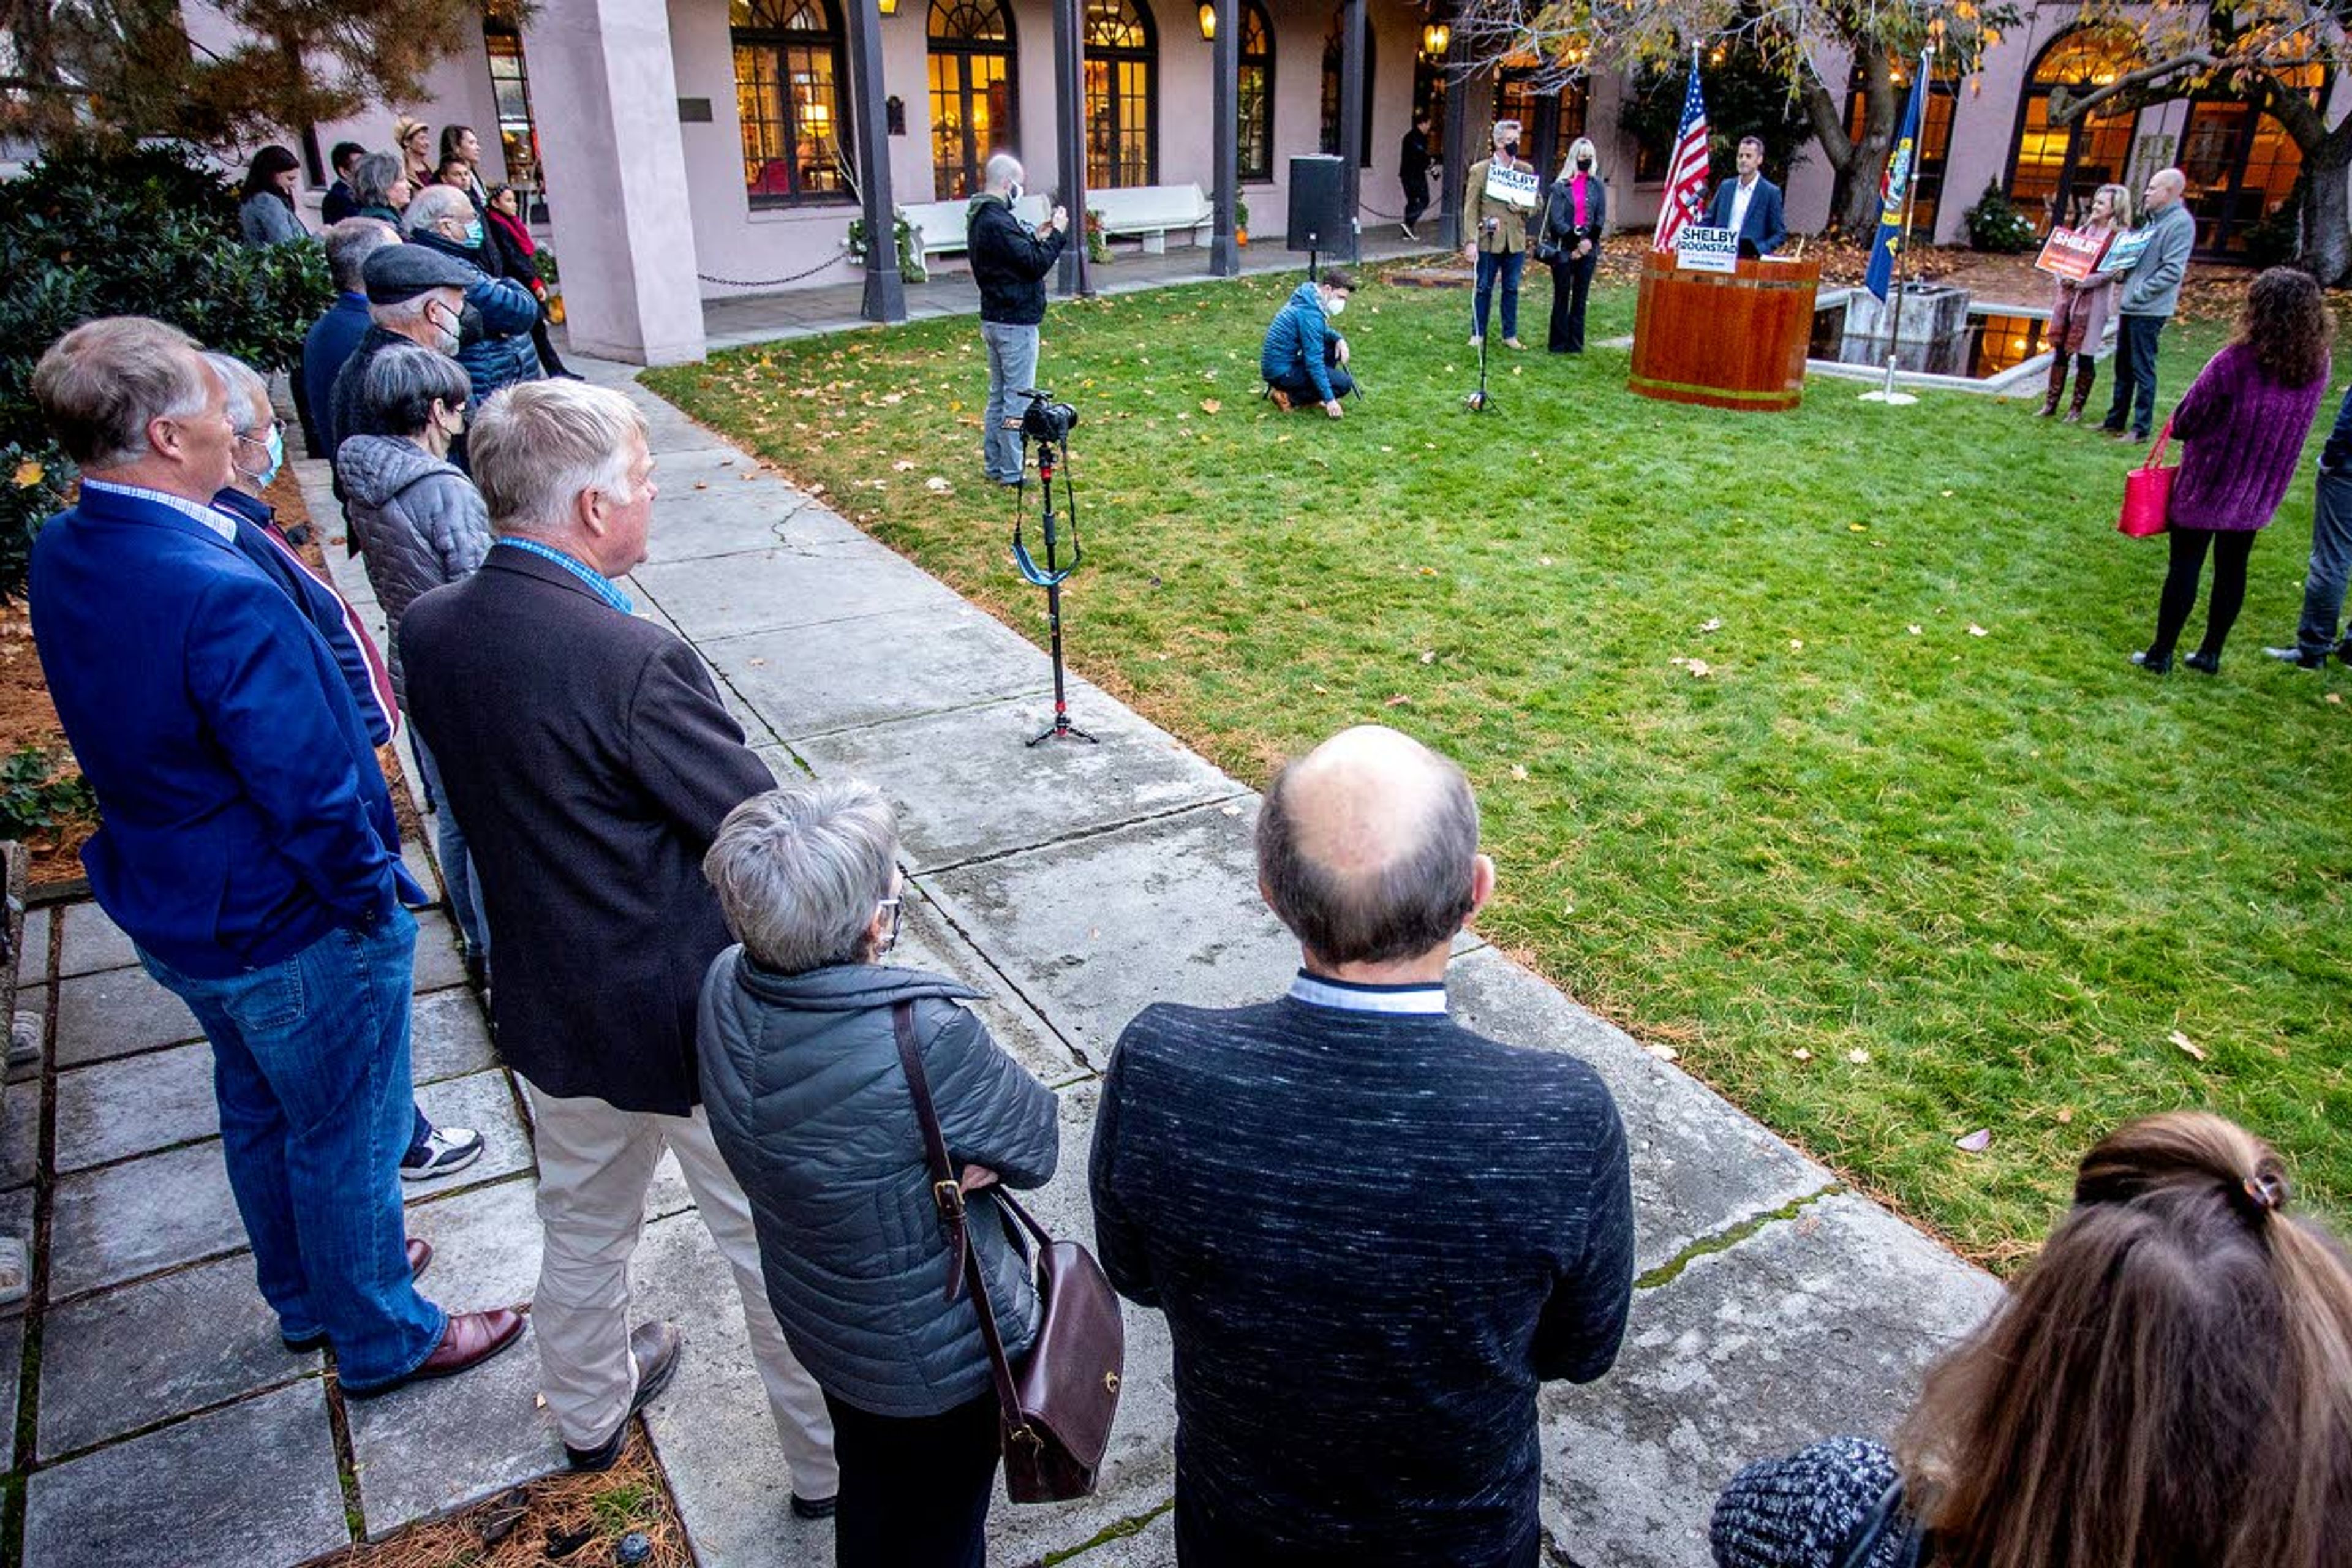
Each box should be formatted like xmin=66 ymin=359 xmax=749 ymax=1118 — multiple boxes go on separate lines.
xmin=1705 ymin=136 xmax=1787 ymax=257
xmin=28 ymin=318 xmax=519 ymax=1394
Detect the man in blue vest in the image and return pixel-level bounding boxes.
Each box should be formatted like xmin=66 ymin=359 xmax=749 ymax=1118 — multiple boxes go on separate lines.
xmin=28 ymin=317 xmax=520 ymax=1395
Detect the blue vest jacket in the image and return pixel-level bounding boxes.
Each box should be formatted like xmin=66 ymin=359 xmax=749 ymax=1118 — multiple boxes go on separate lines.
xmin=31 ymin=483 xmax=421 ymax=978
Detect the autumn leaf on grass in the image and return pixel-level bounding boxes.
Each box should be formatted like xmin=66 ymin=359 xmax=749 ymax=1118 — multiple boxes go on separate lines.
xmin=1967 ymin=624 xmax=1989 ymax=637
xmin=1199 ymin=398 xmax=1222 ymax=415
xmin=2168 ymin=1030 xmax=2207 ymax=1063
xmin=1510 ymin=764 xmax=1528 ymax=781
xmin=1669 ymin=657 xmax=1712 ymax=678
xmin=1417 ymin=650 xmax=1436 ymax=665
xmin=1698 ymin=617 xmax=1722 ymax=633
xmin=924 ymin=477 xmax=954 ymax=494
xmin=1384 ymin=694 xmax=1412 ymax=707
xmin=892 ymin=459 xmax=918 ymax=472
xmin=1954 ymin=1128 xmax=1993 ymax=1154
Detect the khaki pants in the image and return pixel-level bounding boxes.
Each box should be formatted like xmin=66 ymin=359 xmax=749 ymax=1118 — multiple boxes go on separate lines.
xmin=526 ymin=1082 xmax=838 ymax=1496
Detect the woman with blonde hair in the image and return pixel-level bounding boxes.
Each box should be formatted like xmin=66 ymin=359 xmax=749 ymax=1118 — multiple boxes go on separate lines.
xmin=1710 ymin=1110 xmax=2352 ymax=1568
xmin=2039 ymin=181 xmax=2130 ymax=421
xmin=392 ymin=115 xmax=435 ymax=192
xmin=1539 ymin=136 xmax=1607 ymax=354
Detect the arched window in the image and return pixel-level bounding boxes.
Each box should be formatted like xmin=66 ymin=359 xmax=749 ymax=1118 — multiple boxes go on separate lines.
xmin=929 ymin=0 xmax=1016 ymax=200
xmin=733 ymin=0 xmax=854 ymax=205
xmin=2005 ymin=26 xmax=2143 ymax=232
xmin=1845 ymin=55 xmax=1956 ymax=236
xmin=1084 ymin=0 xmax=1156 ymax=187
xmin=1237 ymin=0 xmax=1274 ymax=183
xmin=1319 ymin=10 xmax=1375 ymax=165
xmin=2179 ymin=63 xmax=2326 ymax=257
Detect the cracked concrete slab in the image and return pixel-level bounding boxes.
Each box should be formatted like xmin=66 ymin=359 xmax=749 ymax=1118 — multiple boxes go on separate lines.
xmin=893 ymin=888 xmax=1091 ymax=1086
xmin=1446 ymin=947 xmax=1831 ymax=1275
xmin=924 ymin=799 xmax=1296 ymax=1057
xmin=789 ymin=689 xmax=1240 ymax=874
xmin=1538 ymin=1193 xmax=2003 ymax=1568
xmin=704 ymin=600 xmax=1050 ymax=741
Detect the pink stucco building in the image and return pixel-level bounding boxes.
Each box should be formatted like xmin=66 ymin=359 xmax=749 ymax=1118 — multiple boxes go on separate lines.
xmin=277 ymin=0 xmax=2348 ymax=364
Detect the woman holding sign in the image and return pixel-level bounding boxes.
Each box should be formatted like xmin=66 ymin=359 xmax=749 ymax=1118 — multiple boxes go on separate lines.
xmin=2039 ymin=183 xmax=2131 ymax=421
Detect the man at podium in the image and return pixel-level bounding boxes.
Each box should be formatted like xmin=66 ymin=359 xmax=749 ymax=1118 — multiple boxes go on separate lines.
xmin=1705 ymin=137 xmax=1785 ymax=258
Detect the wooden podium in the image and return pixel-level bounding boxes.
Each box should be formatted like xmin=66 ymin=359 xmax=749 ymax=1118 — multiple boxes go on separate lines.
xmin=1629 ymin=251 xmax=1822 ymax=412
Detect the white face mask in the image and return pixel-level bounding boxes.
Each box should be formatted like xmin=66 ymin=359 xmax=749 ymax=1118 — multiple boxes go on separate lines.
xmin=1323 ymin=293 xmax=1347 ymax=316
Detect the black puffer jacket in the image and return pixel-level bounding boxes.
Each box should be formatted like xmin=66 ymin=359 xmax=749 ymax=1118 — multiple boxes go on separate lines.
xmin=698 ymin=956 xmax=1061 ymax=1417
xmin=968 ymin=193 xmax=1068 ymax=326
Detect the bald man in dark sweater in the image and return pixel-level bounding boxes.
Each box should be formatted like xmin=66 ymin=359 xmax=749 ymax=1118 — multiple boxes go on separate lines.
xmin=1089 ymin=726 xmax=1635 ymax=1567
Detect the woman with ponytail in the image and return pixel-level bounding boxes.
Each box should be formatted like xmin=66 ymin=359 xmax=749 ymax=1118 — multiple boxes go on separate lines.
xmin=1710 ymin=1111 xmax=2352 ymax=1568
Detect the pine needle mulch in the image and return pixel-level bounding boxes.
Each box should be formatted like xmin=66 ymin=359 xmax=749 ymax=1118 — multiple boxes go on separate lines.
xmin=304 ymin=1442 xmax=690 ymax=1568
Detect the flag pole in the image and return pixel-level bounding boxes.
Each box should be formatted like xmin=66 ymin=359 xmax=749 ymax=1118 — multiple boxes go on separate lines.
xmin=1864 ymin=46 xmax=1933 ymax=407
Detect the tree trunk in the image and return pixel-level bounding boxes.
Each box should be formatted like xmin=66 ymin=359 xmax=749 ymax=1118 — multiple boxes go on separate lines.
xmin=1805 ymin=50 xmax=1898 ymax=237
xmin=2299 ymin=135 xmax=2351 ymax=286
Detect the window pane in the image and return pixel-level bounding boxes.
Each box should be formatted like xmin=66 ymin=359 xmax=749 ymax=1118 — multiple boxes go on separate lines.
xmin=788 ymin=43 xmax=846 ymax=195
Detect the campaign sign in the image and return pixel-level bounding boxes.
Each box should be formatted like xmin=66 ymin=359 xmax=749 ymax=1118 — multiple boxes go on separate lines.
xmin=1675 ymin=225 xmax=1739 ymax=274
xmin=2034 ymin=225 xmax=2108 ymax=281
xmin=1483 ymin=163 xmax=1541 ymax=211
xmin=2098 ymin=227 xmax=2152 ymax=276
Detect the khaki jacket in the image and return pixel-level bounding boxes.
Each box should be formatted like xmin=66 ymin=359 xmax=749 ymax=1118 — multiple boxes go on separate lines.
xmin=1464 ymin=156 xmax=1536 ymax=253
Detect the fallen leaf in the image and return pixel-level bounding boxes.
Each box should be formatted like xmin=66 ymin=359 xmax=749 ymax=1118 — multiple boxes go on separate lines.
xmin=1791 ymin=1047 xmax=1812 ymax=1062
xmin=1510 ymin=764 xmax=1528 ymax=781
xmin=1685 ymin=658 xmax=1711 ymax=678
xmin=924 ymin=476 xmax=953 ymax=494
xmin=1954 ymin=1128 xmax=1993 ymax=1153
xmin=1645 ymin=1043 xmax=1679 ymax=1063
xmin=1699 ymin=617 xmax=1722 ymax=633
xmin=2056 ymin=1107 xmax=2075 ymax=1124
xmin=1847 ymin=1047 xmax=1871 ymax=1065
xmin=1907 ymin=624 xmax=1923 ymax=635
xmin=892 ymin=459 xmax=917 ymax=471
xmin=2168 ymin=1029 xmax=2207 ymax=1063
xmin=1418 ymin=650 xmax=1436 ymax=665
xmin=1789 ymin=639 xmax=1804 ymax=652
xmin=1384 ymin=694 xmax=1412 ymax=707
xmin=2330 ymin=693 xmax=2344 ymax=706
xmin=693 ymin=480 xmax=707 ymax=490
xmin=1219 ymin=803 xmax=1243 ymax=817
xmin=1199 ymin=398 xmax=1222 ymax=414
xmin=1967 ymin=623 xmax=1988 ymax=636
xmin=1848 ymin=522 xmax=1867 ymax=532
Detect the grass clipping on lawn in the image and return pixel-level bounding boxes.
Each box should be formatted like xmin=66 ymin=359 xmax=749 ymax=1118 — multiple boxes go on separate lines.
xmin=644 ymin=268 xmax=2352 ymax=1267
xmin=316 ymin=1444 xmax=688 ymax=1568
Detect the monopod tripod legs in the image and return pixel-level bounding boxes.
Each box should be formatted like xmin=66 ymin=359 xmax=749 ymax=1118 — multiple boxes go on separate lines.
xmin=1025 ymin=472 xmax=1097 ymax=747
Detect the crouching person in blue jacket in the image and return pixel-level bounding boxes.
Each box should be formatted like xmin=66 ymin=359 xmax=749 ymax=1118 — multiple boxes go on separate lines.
xmin=1261 ymin=266 xmax=1357 ymax=419
xmin=698 ymin=778 xmax=1060 ymax=1568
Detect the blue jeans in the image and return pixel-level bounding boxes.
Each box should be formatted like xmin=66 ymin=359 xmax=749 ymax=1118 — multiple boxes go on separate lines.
xmin=981 ymin=321 xmax=1039 ymax=484
xmin=1474 ymin=249 xmax=1524 ymax=341
xmin=2104 ymin=314 xmax=2165 ymax=437
xmin=408 ymin=734 xmax=486 ymax=962
xmin=139 ymin=909 xmax=446 ymax=1389
xmin=2295 ymin=468 xmax=2352 ymax=659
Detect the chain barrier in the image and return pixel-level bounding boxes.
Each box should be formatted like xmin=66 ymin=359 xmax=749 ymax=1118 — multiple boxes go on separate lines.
xmin=696 ymin=251 xmax=852 ymax=289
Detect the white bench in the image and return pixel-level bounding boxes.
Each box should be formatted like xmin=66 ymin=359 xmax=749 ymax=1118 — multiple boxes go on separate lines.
xmin=902 ymin=194 xmax=1052 ymax=260
xmin=1088 ymin=183 xmax=1213 ymax=254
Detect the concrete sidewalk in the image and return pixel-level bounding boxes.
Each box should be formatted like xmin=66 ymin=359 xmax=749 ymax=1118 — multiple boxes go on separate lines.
xmin=11 ymin=342 xmax=2002 ymax=1568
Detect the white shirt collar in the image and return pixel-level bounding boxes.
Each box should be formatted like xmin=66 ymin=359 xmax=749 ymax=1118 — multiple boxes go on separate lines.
xmin=1288 ymin=970 xmax=1449 ymax=1016
xmin=81 ymin=477 xmax=236 ymax=541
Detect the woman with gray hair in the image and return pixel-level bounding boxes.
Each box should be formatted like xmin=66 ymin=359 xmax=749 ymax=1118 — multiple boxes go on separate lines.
xmin=349 ymin=151 xmax=410 ymax=225
xmin=698 ymin=778 xmax=1060 ymax=1568
xmin=336 ymin=344 xmax=493 ymax=982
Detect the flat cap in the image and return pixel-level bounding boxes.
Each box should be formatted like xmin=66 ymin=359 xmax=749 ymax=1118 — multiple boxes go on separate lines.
xmin=363 ymin=243 xmax=479 ymax=304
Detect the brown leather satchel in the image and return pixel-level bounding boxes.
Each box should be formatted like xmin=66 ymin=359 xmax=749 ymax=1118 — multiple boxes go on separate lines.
xmin=892 ymin=1000 xmax=1125 ymax=1503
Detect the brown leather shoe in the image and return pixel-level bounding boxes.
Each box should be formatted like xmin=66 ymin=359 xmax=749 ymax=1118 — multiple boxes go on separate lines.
xmin=282 ymin=1240 xmax=435 ymax=1353
xmin=410 ymin=1308 xmax=526 ymax=1382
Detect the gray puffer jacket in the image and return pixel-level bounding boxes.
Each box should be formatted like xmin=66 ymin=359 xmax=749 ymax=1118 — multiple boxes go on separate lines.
xmin=698 ymin=954 xmax=1061 ymax=1419
xmin=336 ymin=435 xmax=492 ymax=705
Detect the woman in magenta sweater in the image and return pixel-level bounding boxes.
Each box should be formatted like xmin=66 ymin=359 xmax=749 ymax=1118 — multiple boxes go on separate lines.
xmin=2134 ymin=267 xmax=2334 ymax=674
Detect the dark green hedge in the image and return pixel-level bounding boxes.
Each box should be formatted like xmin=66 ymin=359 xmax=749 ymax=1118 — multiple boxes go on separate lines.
xmin=0 ymin=144 xmax=332 ymax=601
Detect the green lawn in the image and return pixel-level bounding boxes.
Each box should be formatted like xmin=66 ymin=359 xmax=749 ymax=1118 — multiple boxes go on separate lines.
xmin=645 ymin=269 xmax=2351 ymax=1267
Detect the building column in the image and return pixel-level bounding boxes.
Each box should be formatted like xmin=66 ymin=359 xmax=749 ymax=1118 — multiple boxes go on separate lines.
xmin=1208 ymin=0 xmax=1240 ymax=276
xmin=844 ymin=0 xmax=906 ymax=322
xmin=1439 ymin=40 xmax=1479 ymax=248
xmin=1335 ymin=0 xmax=1366 ymax=261
xmin=521 ymin=0 xmax=706 ymax=365
xmin=1053 ymin=0 xmax=1092 ymax=296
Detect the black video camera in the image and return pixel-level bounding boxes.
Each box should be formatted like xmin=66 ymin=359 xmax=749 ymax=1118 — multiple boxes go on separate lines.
xmin=1007 ymin=387 xmax=1079 ymax=445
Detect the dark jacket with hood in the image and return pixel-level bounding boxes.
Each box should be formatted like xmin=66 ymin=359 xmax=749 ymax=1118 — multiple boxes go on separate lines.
xmin=1260 ymin=281 xmax=1343 ymax=404
xmin=699 ymin=956 xmax=1061 ymax=1418
xmin=968 ymin=192 xmax=1069 ymax=326
xmin=335 ymin=434 xmax=493 ymax=705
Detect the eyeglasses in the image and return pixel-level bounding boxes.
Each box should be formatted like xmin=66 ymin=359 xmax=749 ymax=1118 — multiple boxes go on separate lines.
xmin=233 ymin=419 xmax=283 ymax=449
xmin=875 ymin=896 xmax=903 ymax=954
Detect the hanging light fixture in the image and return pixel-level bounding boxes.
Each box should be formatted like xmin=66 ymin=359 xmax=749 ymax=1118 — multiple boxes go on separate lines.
xmin=1199 ymin=1 xmax=1216 ymax=40
xmin=1422 ymin=20 xmax=1450 ymax=56
xmin=878 ymin=0 xmax=899 ymax=14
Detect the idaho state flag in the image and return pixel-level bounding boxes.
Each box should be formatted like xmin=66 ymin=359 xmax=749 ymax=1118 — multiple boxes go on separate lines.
xmin=1864 ymin=63 xmax=1930 ymax=301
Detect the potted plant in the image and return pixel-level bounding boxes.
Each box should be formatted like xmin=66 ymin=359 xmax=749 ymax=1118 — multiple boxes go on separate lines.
xmin=1235 ymin=197 xmax=1250 ymax=246
xmin=1085 ymin=208 xmax=1110 ymax=265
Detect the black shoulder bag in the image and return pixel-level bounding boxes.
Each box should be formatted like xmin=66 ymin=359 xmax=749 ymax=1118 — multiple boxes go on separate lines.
xmin=892 ymin=1000 xmax=1125 ymax=1503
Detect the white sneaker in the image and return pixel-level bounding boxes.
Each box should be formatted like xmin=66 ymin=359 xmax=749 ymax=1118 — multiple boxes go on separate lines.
xmin=401 ymin=1125 xmax=486 ymax=1182
xmin=1401 ymin=224 xmax=1420 ymax=241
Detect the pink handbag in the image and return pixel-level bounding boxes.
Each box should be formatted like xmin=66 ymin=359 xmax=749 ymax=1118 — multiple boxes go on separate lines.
xmin=2118 ymin=420 xmax=2176 ymax=538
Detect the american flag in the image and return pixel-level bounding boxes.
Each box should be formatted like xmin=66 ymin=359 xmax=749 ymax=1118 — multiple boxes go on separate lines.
xmin=1650 ymin=54 xmax=1712 ymax=251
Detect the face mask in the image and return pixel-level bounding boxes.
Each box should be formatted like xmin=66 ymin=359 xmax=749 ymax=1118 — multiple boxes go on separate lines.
xmin=1008 ymin=181 xmax=1023 ymax=204
xmin=1504 ymin=142 xmax=1520 ymax=158
xmin=237 ymin=426 xmax=284 ymax=488
xmin=1324 ymin=294 xmax=1346 ymax=316
xmin=428 ymin=302 xmax=461 ymax=353
xmin=1577 ymin=156 xmax=1594 ymax=171
xmin=462 ymin=219 xmax=485 ymax=249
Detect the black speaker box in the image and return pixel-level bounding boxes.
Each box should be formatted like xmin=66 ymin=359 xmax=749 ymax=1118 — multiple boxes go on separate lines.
xmin=1287 ymin=155 xmax=1348 ymax=252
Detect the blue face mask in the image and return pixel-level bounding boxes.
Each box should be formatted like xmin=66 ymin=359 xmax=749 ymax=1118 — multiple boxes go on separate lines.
xmin=462 ymin=220 xmax=485 ymax=249
xmin=238 ymin=424 xmax=284 ymax=488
